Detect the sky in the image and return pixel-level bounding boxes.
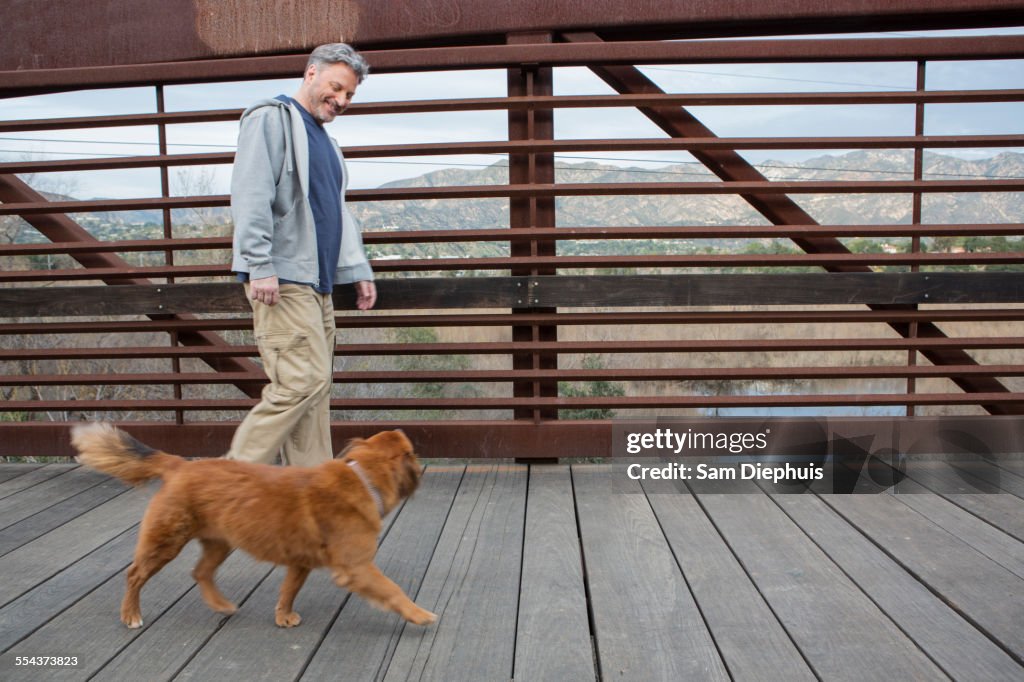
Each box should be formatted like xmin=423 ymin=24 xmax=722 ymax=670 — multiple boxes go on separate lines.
xmin=1 ymin=27 xmax=1022 ymax=200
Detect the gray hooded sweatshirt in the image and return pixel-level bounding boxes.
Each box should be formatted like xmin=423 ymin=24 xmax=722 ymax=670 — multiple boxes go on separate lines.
xmin=230 ymin=98 xmax=373 ymax=286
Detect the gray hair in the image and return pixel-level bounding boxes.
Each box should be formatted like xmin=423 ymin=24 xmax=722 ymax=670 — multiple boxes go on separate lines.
xmin=307 ymin=43 xmax=370 ymax=83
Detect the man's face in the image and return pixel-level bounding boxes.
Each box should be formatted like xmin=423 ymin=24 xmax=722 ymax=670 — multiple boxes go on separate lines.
xmin=298 ymin=62 xmax=359 ymax=125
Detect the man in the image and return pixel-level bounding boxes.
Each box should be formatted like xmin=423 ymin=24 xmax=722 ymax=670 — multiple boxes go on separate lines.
xmin=227 ymin=43 xmax=376 ymax=466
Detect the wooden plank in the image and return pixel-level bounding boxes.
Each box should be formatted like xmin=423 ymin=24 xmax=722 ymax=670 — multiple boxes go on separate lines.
xmin=4 ymin=272 xmax=1024 ymax=318
xmin=0 ymin=478 xmax=129 ymax=557
xmin=643 ymin=478 xmax=815 ymax=681
xmin=301 ymin=467 xmax=465 ymax=682
xmin=821 ymin=492 xmax=1024 ymax=659
xmin=172 ymin=566 xmax=347 ymax=680
xmin=696 ymin=489 xmax=947 ymax=679
xmin=571 ymin=465 xmax=728 ymax=680
xmin=772 ymin=491 xmax=1023 ymax=680
xmin=0 ymin=277 xmax=525 ymax=317
xmin=0 ymin=464 xmax=78 ymax=500
xmin=514 ymin=466 xmax=596 ymax=682
xmin=0 ymin=464 xmax=43 ymax=484
xmin=383 ymin=465 xmax=527 ymax=682
xmin=948 ymin=459 xmax=1024 ymax=499
xmin=532 ymin=273 xmax=1024 ymax=307
xmin=902 ymin=462 xmax=1024 ymax=541
xmin=0 ymin=466 xmax=108 ymax=530
xmin=372 ymin=277 xmax=525 ymax=310
xmin=0 ymin=527 xmax=137 ymax=653
xmin=893 ymin=478 xmax=1024 ymax=580
xmin=0 ymin=484 xmax=153 ymax=607
xmin=0 ymin=540 xmax=204 ymax=681
xmin=94 ymin=551 xmax=273 ymax=682
xmin=994 ymin=458 xmax=1024 ymax=477
xmin=0 ymin=283 xmax=248 ymax=318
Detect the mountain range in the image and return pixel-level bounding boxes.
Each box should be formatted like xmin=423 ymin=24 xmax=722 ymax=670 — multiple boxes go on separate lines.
xmin=353 ymin=150 xmax=1024 ymax=231
xmin=23 ymin=149 xmax=1022 ymax=236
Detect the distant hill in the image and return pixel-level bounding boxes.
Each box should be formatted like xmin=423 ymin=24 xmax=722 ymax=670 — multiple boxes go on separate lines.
xmin=353 ymin=150 xmax=1024 ymax=231
xmin=11 ymin=150 xmax=1023 ymax=244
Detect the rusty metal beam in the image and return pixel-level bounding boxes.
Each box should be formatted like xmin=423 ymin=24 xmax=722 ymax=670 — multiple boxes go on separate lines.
xmin=7 ymin=178 xmax=1024 ymax=218
xmin=2 ymin=223 xmax=1022 ymax=258
xmin=5 ymin=251 xmax=1024 ymax=283
xmin=508 ymin=32 xmax=558 ymax=424
xmin=4 ymin=337 xmax=1022 ymax=362
xmin=0 ymin=421 xmax=616 ymax=459
xmin=3 ymin=308 xmax=1023 ymax=338
xmin=6 ymin=133 xmax=1024 ymax=177
xmin=563 ymin=30 xmax=1023 ymax=415
xmin=2 ymin=0 xmax=1023 ymax=72
xmin=3 ymin=393 xmax=1021 ymax=414
xmin=5 ymin=34 xmax=1024 ymax=98
xmin=7 ymin=365 xmax=1023 ymax=388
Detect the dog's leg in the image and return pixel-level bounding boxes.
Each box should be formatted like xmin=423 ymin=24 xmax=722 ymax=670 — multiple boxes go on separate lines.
xmin=275 ymin=565 xmax=311 ymax=628
xmin=193 ymin=539 xmax=237 ymax=615
xmin=121 ymin=536 xmax=189 ymax=628
xmin=337 ymin=564 xmax=437 ymax=626
xmin=122 ymin=500 xmax=193 ymax=629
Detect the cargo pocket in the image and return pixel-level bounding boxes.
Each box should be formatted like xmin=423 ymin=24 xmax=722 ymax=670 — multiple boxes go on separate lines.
xmin=256 ymin=330 xmax=317 ymax=399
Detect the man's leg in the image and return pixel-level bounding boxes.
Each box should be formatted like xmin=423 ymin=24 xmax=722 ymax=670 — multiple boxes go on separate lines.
xmin=226 ymin=284 xmax=333 ymax=464
xmin=281 ymin=290 xmax=336 ymax=467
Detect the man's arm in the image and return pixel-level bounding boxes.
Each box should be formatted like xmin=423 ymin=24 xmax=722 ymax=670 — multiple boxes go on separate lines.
xmin=231 ymin=107 xmax=282 ymax=286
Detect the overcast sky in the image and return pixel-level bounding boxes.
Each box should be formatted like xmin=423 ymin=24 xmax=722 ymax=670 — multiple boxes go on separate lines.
xmin=1 ymin=27 xmax=1022 ymax=199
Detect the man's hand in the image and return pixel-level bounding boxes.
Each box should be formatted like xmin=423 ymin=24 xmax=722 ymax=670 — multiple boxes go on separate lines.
xmin=355 ymin=280 xmax=377 ymax=310
xmin=250 ymin=275 xmax=280 ymax=306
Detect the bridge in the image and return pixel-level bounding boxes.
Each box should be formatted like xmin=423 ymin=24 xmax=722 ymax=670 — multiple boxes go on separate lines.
xmin=0 ymin=1 xmax=1023 ymax=679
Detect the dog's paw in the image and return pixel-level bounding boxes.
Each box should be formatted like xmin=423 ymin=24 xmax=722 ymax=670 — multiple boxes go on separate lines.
xmin=275 ymin=610 xmax=302 ymax=628
xmin=208 ymin=599 xmax=237 ymax=615
xmin=122 ymin=615 xmax=144 ymax=629
xmin=406 ymin=607 xmax=437 ymax=626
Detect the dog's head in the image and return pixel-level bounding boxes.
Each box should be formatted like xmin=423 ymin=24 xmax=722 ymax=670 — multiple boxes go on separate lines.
xmin=340 ymin=429 xmax=422 ymax=499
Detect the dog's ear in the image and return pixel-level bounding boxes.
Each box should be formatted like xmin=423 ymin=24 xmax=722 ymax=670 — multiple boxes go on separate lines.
xmin=336 ymin=437 xmax=365 ymax=460
xmin=388 ymin=430 xmax=415 ymax=460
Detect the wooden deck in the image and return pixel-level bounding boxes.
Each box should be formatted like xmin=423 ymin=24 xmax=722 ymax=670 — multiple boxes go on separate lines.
xmin=0 ymin=460 xmax=1021 ymax=681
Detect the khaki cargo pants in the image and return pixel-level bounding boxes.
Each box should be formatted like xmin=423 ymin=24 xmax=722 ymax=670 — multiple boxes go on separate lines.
xmin=227 ymin=283 xmax=336 ymax=466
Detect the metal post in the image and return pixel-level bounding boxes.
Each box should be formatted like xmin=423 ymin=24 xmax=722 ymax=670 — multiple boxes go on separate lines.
xmin=508 ymin=32 xmax=558 ymax=457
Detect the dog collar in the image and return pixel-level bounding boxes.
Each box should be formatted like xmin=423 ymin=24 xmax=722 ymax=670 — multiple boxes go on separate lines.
xmin=348 ymin=460 xmax=385 ymax=517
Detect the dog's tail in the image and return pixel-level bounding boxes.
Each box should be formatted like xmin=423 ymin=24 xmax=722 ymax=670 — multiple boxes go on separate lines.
xmin=70 ymin=422 xmax=182 ymax=486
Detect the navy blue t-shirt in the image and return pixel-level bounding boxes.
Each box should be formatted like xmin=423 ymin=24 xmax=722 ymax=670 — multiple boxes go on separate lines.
xmin=239 ymin=96 xmax=343 ymax=294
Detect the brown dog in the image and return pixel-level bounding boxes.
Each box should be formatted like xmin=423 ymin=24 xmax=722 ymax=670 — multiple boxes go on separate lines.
xmin=70 ymin=422 xmax=436 ymax=629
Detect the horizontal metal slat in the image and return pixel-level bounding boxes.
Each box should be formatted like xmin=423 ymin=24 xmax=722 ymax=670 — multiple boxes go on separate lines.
xmin=5 ymin=178 xmax=1024 ymax=216
xmin=4 ymin=364 xmax=1022 ymax=387
xmin=2 ymin=337 xmax=1021 ymax=362
xmin=4 ymin=134 xmax=1024 ymax=175
xmin=6 ymin=253 xmax=1024 ymax=283
xmin=2 ymin=223 xmax=1021 ymax=257
xmin=2 ymin=392 xmax=1020 ymax=412
xmin=3 ymin=308 xmax=1024 ymax=337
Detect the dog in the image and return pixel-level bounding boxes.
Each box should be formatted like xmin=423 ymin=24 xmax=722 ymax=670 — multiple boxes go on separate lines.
xmin=69 ymin=422 xmax=436 ymax=629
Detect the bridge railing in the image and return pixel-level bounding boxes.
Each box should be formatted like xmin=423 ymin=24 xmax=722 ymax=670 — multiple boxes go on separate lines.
xmin=1 ymin=29 xmax=1022 ymax=458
